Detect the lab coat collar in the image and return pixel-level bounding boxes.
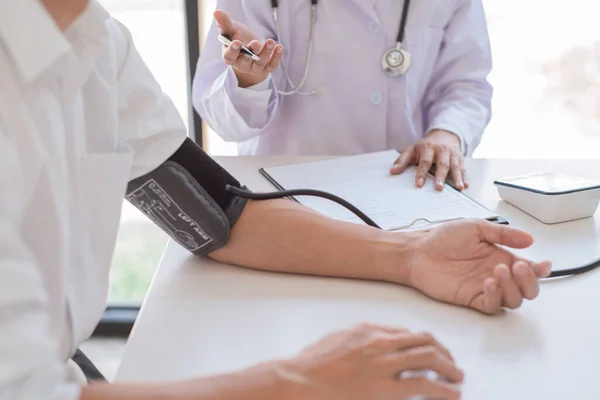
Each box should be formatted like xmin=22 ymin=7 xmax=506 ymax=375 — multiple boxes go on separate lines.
xmin=0 ymin=0 xmax=71 ymax=83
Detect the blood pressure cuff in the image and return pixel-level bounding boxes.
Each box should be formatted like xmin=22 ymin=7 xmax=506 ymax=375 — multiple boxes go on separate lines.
xmin=125 ymin=138 xmax=249 ymax=256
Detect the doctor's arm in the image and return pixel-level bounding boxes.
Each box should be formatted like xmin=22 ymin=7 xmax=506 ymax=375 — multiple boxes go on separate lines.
xmin=421 ymin=0 xmax=493 ymax=155
xmin=192 ymin=7 xmax=283 ymax=143
xmin=391 ymin=0 xmax=492 ymax=190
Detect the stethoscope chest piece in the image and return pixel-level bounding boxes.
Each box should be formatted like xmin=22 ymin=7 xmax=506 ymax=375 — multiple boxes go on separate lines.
xmin=382 ymin=45 xmax=411 ymax=76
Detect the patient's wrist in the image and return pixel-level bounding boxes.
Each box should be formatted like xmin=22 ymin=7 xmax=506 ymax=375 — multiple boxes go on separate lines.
xmin=375 ymin=230 xmax=425 ymax=286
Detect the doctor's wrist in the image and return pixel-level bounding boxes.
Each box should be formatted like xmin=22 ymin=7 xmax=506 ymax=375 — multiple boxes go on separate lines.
xmin=234 ymin=69 xmax=269 ymax=89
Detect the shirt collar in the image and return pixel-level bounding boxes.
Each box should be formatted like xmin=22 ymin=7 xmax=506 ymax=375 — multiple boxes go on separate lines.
xmin=0 ymin=0 xmax=71 ymax=83
xmin=66 ymin=1 xmax=110 ymax=41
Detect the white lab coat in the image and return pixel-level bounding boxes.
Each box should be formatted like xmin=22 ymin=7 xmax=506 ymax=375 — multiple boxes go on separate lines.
xmin=0 ymin=0 xmax=186 ymax=397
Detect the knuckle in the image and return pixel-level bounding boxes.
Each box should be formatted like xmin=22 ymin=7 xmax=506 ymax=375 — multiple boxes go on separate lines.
xmin=437 ymin=144 xmax=449 ymax=153
xmin=422 ymin=346 xmax=440 ymax=363
xmin=357 ymin=321 xmax=375 ymax=330
xmin=270 ymin=59 xmax=281 ymax=69
xmin=354 ymin=322 xmax=377 ymax=337
xmin=437 ymin=160 xmax=450 ymax=170
xmin=366 ymin=336 xmax=388 ymax=349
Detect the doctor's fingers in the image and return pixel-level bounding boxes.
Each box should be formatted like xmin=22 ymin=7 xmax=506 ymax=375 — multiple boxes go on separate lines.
xmin=415 ymin=146 xmax=435 ymax=188
xmin=433 ymin=148 xmax=451 ymax=191
xmin=222 ymin=40 xmax=244 ymax=65
xmin=265 ymin=45 xmax=284 ymax=72
xmin=449 ymin=155 xmax=467 ymax=191
xmin=229 ymin=44 xmax=256 ymax=72
xmin=390 ymin=147 xmax=416 ymax=175
xmin=214 ymin=9 xmax=235 ymax=34
xmin=250 ymin=39 xmax=284 ymax=72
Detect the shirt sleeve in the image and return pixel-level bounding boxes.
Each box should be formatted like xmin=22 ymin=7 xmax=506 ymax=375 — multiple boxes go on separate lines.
xmin=111 ymin=20 xmax=188 ymax=180
xmin=0 ymin=134 xmax=80 ymax=400
xmin=422 ymin=0 xmax=493 ymax=156
xmin=192 ymin=1 xmax=280 ymax=143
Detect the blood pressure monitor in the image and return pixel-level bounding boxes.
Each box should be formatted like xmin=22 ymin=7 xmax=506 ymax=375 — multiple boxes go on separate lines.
xmin=494 ymin=172 xmax=600 ymax=224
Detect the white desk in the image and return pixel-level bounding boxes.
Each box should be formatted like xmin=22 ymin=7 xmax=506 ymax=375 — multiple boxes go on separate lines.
xmin=117 ymin=158 xmax=600 ymax=399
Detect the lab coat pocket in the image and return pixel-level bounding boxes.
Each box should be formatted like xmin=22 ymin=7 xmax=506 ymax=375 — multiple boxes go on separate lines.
xmin=78 ymin=151 xmax=133 ymax=273
xmin=403 ymin=26 xmax=445 ymax=114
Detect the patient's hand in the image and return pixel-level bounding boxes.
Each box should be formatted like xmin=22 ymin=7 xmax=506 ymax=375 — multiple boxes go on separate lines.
xmin=405 ymin=219 xmax=552 ymax=314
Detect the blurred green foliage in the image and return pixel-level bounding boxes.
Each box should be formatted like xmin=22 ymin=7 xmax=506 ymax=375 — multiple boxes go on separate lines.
xmin=108 ymin=219 xmax=169 ymax=304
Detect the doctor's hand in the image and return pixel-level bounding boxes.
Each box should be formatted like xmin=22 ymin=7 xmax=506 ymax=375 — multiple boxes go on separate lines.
xmin=214 ymin=9 xmax=284 ymax=88
xmin=390 ymin=130 xmax=466 ymax=191
xmin=405 ymin=219 xmax=552 ymax=315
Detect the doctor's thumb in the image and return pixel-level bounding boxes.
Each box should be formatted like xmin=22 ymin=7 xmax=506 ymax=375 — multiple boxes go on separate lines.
xmin=214 ymin=9 xmax=234 ymax=32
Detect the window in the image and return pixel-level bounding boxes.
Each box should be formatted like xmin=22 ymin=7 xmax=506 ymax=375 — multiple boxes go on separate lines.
xmin=199 ymin=0 xmax=238 ymax=156
xmin=475 ymin=0 xmax=600 ymax=158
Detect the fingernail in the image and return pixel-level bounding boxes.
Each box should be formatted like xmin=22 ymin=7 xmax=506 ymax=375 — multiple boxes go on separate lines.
xmin=436 ymin=178 xmax=443 ymax=187
xmin=266 ymin=41 xmax=274 ymax=49
xmin=417 ymin=178 xmax=424 ymax=187
xmin=232 ymin=42 xmax=240 ymax=49
xmin=543 ymin=263 xmax=552 ymax=277
xmin=276 ymin=46 xmax=283 ymax=53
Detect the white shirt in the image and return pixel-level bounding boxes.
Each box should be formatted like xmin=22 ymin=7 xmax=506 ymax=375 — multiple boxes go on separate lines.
xmin=0 ymin=0 xmax=186 ymax=397
xmin=193 ymin=0 xmax=492 ymax=156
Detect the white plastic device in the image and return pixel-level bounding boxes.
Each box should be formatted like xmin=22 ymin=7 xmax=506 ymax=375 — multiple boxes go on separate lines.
xmin=494 ymin=172 xmax=600 ymax=224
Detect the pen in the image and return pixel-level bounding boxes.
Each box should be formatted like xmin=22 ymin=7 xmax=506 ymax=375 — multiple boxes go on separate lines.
xmin=217 ymin=34 xmax=261 ymax=62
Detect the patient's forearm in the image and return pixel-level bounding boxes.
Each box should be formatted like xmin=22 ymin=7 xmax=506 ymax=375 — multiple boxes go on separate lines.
xmin=80 ymin=359 xmax=296 ymax=400
xmin=81 ymin=381 xmax=198 ymax=400
xmin=209 ymin=199 xmax=419 ymax=284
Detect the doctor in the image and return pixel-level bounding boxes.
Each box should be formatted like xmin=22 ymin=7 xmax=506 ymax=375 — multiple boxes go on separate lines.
xmin=193 ymin=0 xmax=492 ymax=190
xmin=1 ymin=0 xmax=549 ymax=399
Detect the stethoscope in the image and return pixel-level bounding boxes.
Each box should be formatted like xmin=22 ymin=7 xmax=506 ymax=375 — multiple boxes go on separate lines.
xmin=271 ymin=0 xmax=413 ymax=96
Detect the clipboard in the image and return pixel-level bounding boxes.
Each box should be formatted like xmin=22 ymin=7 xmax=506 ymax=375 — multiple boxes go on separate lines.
xmin=258 ymin=151 xmax=508 ymax=231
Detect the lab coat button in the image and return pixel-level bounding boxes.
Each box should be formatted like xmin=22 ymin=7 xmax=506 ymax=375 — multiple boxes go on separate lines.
xmin=368 ymin=21 xmax=380 ymax=34
xmin=370 ymin=90 xmax=383 ymax=105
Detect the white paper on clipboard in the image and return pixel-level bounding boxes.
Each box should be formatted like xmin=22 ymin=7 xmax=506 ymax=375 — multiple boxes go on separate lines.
xmin=261 ymin=150 xmax=499 ymax=231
